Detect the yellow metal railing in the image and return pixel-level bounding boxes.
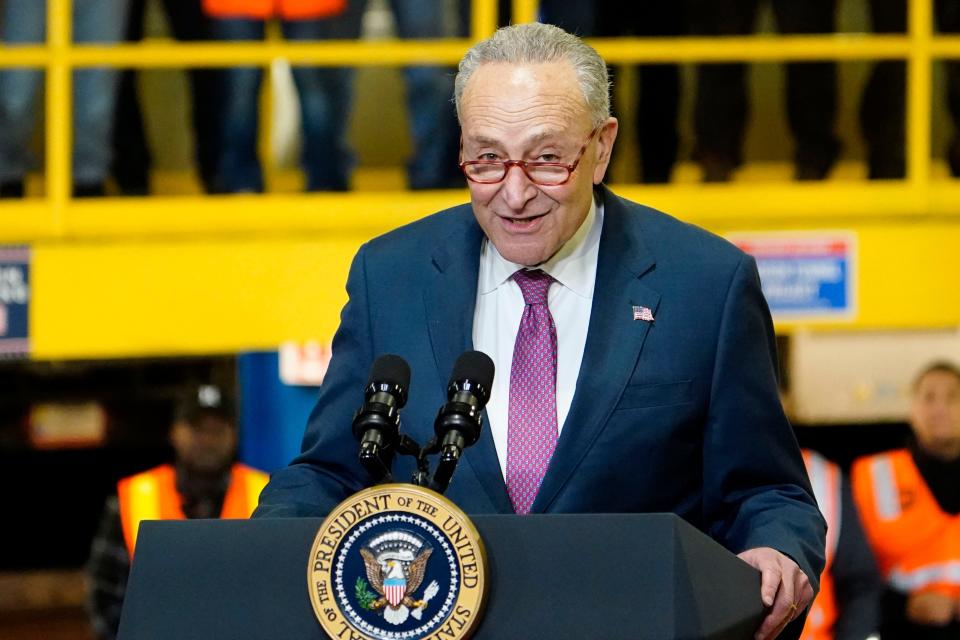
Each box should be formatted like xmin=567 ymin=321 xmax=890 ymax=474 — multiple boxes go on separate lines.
xmin=1 ymin=0 xmax=959 ymax=243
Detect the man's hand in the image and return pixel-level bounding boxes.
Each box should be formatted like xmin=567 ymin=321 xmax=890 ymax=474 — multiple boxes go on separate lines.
xmin=738 ymin=547 xmax=814 ymax=640
xmin=906 ymin=591 xmax=957 ymax=626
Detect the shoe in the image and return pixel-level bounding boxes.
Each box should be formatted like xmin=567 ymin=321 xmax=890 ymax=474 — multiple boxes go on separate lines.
xmin=948 ymin=137 xmax=960 ymax=178
xmin=795 ymin=140 xmax=840 ymax=181
xmin=701 ymin=159 xmax=734 ymax=183
xmin=641 ymin=169 xmax=672 ymax=184
xmin=73 ymin=183 xmax=106 ymax=197
xmin=0 ymin=180 xmax=25 ymax=198
xmin=795 ymin=163 xmax=831 ymax=181
xmin=118 ymin=184 xmax=149 ymax=197
xmin=867 ymin=156 xmax=905 ymax=180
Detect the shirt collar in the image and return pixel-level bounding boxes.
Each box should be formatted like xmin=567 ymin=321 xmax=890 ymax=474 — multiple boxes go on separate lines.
xmin=478 ymin=193 xmax=603 ymax=299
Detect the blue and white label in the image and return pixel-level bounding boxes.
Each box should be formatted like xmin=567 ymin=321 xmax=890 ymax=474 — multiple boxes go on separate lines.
xmin=0 ymin=246 xmax=29 ymax=356
xmin=731 ymin=233 xmax=856 ymax=320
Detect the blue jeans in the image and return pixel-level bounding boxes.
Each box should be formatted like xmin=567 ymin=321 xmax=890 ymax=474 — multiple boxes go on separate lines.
xmin=0 ymin=0 xmax=131 ymax=186
xmin=211 ymin=15 xmax=362 ymax=192
xmin=388 ymin=0 xmax=463 ymax=189
xmin=211 ymin=0 xmax=462 ymax=192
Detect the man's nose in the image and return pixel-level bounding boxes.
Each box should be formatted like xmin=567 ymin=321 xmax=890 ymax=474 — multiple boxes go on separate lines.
xmin=500 ymin=164 xmax=538 ymax=210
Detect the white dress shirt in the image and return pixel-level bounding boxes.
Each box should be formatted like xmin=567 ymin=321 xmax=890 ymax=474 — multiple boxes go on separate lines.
xmin=472 ymin=195 xmax=603 ymax=477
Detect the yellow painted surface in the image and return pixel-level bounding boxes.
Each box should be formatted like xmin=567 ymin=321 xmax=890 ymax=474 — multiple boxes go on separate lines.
xmin=10 ymin=35 xmax=960 ymax=69
xmin=3 ymin=181 xmax=960 ymax=244
xmin=512 ymin=0 xmax=539 ymax=25
xmin=26 ymin=202 xmax=960 ymax=359
xmin=852 ymin=223 xmax=960 ymax=329
xmin=31 ymin=235 xmax=362 ymax=360
xmin=907 ymin=0 xmax=934 ymax=185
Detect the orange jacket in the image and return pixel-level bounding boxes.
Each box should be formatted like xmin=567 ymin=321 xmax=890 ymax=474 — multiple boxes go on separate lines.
xmin=852 ymin=449 xmax=960 ymax=599
xmin=203 ymin=0 xmax=346 ymax=20
xmin=800 ymin=450 xmax=841 ymax=640
xmin=117 ymin=463 xmax=268 ymax=556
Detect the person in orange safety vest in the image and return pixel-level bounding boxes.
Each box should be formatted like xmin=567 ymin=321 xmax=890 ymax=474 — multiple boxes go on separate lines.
xmin=202 ymin=0 xmax=466 ymax=193
xmin=85 ymin=384 xmax=268 ymax=640
xmin=202 ymin=0 xmax=345 ymax=21
xmin=852 ymin=361 xmax=960 ymax=639
xmin=799 ymin=449 xmax=881 ymax=640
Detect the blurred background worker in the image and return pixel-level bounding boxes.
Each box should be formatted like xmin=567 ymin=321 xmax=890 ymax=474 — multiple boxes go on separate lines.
xmin=202 ymin=0 xmax=354 ymax=193
xmin=799 ymin=449 xmax=882 ymax=640
xmin=539 ymin=0 xmax=685 ymax=184
xmin=859 ymin=0 xmax=960 ymax=179
xmin=688 ymin=0 xmax=841 ymax=182
xmin=85 ymin=384 xmax=267 ymax=640
xmin=852 ymin=362 xmax=960 ymax=639
xmin=203 ymin=0 xmax=463 ymax=193
xmin=0 ymin=0 xmax=131 ymax=198
xmin=111 ymin=0 xmax=221 ymax=195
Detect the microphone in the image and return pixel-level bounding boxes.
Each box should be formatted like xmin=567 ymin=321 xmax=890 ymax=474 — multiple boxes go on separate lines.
xmin=431 ymin=350 xmax=495 ymax=493
xmin=352 ymin=354 xmax=411 ymax=483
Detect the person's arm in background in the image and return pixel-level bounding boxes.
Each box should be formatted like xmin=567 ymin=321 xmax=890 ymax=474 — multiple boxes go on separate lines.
xmin=85 ymin=496 xmax=130 ymax=640
xmin=832 ymin=475 xmax=882 ymax=640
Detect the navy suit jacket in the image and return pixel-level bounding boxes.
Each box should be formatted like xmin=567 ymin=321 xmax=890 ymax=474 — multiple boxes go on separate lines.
xmin=255 ymin=185 xmax=826 ymax=586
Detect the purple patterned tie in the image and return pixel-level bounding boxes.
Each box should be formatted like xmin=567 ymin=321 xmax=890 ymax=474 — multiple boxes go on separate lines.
xmin=506 ymin=269 xmax=559 ymax=515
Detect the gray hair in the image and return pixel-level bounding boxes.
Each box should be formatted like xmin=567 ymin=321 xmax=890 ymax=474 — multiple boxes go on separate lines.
xmin=454 ymin=22 xmax=611 ymax=128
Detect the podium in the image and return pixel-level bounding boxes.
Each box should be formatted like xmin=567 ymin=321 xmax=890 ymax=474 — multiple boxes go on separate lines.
xmin=117 ymin=513 xmax=767 ymax=639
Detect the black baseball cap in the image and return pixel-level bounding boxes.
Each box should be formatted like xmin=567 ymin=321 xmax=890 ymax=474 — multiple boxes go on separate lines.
xmin=174 ymin=384 xmax=236 ymax=425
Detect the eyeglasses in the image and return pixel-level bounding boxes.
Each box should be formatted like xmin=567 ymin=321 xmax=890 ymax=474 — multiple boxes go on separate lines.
xmin=459 ymin=127 xmax=600 ymax=186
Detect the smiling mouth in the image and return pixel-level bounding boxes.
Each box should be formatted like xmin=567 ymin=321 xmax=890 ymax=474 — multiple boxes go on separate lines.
xmin=500 ymin=212 xmax=548 ymax=229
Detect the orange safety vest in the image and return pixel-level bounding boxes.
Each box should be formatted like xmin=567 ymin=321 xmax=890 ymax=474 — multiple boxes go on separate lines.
xmin=117 ymin=463 xmax=269 ymax=556
xmin=852 ymin=449 xmax=960 ymax=599
xmin=800 ymin=450 xmax=841 ymax=640
xmin=202 ymin=0 xmax=346 ymax=20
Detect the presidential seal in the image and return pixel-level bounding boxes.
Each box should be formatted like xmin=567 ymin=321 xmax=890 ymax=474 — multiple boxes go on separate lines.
xmin=308 ymin=484 xmax=487 ymax=640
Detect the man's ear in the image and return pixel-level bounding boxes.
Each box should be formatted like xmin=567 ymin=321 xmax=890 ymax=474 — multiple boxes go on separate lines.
xmin=169 ymin=421 xmax=190 ymax=449
xmin=593 ymin=117 xmax=619 ymax=184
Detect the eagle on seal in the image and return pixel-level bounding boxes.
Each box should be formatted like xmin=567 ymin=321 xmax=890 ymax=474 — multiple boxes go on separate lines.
xmin=360 ymin=546 xmax=433 ymax=621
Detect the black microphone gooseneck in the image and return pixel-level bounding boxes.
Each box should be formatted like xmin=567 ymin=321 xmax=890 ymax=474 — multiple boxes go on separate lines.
xmin=430 ymin=351 xmax=495 ymax=493
xmin=352 ymin=354 xmax=410 ymax=483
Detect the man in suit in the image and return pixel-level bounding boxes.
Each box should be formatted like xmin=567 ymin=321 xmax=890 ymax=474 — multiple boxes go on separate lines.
xmin=255 ymin=22 xmax=825 ymax=640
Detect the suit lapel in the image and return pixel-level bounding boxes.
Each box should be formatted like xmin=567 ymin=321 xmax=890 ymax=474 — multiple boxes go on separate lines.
xmin=531 ymin=187 xmax=660 ymax=513
xmin=423 ymin=213 xmax=481 ymax=392
xmin=423 ymin=210 xmax=513 ymax=512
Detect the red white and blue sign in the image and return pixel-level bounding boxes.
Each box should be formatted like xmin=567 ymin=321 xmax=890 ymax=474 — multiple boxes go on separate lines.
xmin=730 ymin=233 xmax=856 ymax=320
xmin=0 ymin=246 xmax=29 ymax=356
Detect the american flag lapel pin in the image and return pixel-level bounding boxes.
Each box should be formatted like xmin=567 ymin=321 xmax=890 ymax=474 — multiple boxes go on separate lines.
xmin=632 ymin=305 xmax=655 ymax=323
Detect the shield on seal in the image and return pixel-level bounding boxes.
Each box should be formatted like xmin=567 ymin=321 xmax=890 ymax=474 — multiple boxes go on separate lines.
xmin=384 ymin=570 xmax=406 ymax=607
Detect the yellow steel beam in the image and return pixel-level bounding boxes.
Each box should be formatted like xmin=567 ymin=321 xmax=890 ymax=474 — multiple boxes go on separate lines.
xmin=907 ymin=0 xmax=934 ymax=187
xmin=471 ymin=0 xmax=497 ymax=42
xmin=28 ymin=217 xmax=960 ymax=359
xmin=45 ymin=0 xmax=72 ymax=234
xmin=4 ymin=35 xmax=952 ymax=69
xmin=0 ymin=192 xmax=467 ymax=242
xmin=5 ymin=182 xmax=960 ymax=244
xmin=0 ymin=46 xmax=48 ymax=67
xmin=512 ymin=0 xmax=539 ymax=25
xmin=60 ymin=39 xmax=473 ymax=67
xmin=31 ymin=234 xmax=363 ymax=360
xmin=0 ymin=202 xmax=63 ymax=238
xmin=929 ymin=35 xmax=960 ymax=57
xmin=590 ymin=34 xmax=918 ymax=62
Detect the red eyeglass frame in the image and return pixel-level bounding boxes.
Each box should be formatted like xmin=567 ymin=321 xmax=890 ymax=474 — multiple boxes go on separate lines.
xmin=458 ymin=126 xmax=601 ymax=186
